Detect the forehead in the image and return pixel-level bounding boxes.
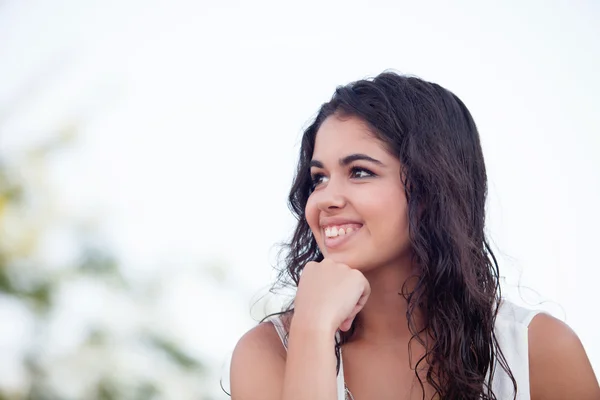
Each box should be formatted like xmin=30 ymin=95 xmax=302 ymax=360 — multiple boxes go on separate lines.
xmin=312 ymin=115 xmax=388 ymax=159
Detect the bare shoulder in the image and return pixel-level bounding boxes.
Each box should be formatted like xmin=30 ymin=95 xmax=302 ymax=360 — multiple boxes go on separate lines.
xmin=528 ymin=313 xmax=600 ymax=400
xmin=230 ymin=318 xmax=288 ymax=400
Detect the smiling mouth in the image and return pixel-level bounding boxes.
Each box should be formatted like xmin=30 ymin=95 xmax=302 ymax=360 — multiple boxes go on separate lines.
xmin=322 ymin=224 xmax=362 ymax=248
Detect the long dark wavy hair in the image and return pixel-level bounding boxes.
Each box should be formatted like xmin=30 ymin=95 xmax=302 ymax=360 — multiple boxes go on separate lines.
xmin=268 ymin=71 xmax=517 ymax=400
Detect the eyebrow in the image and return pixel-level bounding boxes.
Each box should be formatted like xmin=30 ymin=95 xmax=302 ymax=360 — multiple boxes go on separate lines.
xmin=309 ymin=153 xmax=384 ymax=169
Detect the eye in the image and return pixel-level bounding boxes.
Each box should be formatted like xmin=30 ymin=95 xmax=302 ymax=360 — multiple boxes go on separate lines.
xmin=350 ymin=167 xmax=375 ymax=179
xmin=310 ymin=173 xmax=328 ymax=190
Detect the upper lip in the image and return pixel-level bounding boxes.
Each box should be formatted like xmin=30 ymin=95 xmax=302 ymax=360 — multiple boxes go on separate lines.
xmin=319 ymin=217 xmax=363 ymax=228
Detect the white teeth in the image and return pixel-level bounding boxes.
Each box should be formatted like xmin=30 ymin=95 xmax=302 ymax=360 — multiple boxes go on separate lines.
xmin=323 ymin=225 xmax=359 ymax=237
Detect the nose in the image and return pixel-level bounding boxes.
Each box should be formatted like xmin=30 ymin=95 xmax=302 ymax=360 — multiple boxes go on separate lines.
xmin=316 ymin=178 xmax=347 ymax=212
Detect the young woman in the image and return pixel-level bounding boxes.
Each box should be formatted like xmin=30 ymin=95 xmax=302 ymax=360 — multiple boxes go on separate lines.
xmin=229 ymin=72 xmax=599 ymax=399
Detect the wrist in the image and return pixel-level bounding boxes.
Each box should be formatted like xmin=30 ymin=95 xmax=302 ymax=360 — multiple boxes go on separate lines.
xmin=290 ymin=312 xmax=338 ymax=338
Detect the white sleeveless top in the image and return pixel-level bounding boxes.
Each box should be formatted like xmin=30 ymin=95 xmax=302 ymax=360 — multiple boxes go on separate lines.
xmin=269 ymin=300 xmax=542 ymax=400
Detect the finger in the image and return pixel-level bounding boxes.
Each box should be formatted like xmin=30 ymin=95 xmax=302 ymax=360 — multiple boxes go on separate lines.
xmin=339 ymin=317 xmax=354 ymax=332
xmin=340 ymin=304 xmax=362 ymax=332
xmin=357 ymin=280 xmax=371 ymax=308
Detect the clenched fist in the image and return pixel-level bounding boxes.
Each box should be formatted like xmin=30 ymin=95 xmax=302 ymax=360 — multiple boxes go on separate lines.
xmin=292 ymin=258 xmax=371 ymax=334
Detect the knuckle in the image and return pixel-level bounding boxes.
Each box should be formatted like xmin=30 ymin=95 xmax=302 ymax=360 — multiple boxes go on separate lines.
xmin=350 ymin=269 xmax=362 ymax=279
xmin=334 ymin=261 xmax=349 ymax=271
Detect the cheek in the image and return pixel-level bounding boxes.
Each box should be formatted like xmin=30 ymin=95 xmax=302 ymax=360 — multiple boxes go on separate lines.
xmin=367 ymin=189 xmax=409 ymax=240
xmin=304 ymin=196 xmax=320 ymax=236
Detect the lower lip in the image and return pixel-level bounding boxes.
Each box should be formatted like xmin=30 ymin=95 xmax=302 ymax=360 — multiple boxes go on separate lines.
xmin=324 ymin=227 xmax=362 ymax=249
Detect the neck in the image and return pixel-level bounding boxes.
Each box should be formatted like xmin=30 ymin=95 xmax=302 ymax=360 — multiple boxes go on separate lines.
xmin=351 ymin=258 xmax=424 ymax=344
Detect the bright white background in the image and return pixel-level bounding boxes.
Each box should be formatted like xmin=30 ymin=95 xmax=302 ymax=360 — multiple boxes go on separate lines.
xmin=1 ymin=0 xmax=598 ymax=394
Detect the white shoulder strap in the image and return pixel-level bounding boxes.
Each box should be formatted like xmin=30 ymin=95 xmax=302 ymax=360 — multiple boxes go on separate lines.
xmin=497 ymin=300 xmax=544 ymax=327
xmin=269 ymin=315 xmax=288 ymax=349
xmin=337 ymin=347 xmax=346 ymax=400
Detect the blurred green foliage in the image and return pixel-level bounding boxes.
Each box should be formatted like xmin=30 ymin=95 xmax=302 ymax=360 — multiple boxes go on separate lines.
xmin=0 ymin=135 xmax=214 ymax=399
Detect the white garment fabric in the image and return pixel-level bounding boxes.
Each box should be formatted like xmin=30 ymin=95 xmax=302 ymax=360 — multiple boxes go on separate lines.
xmin=269 ymin=300 xmax=542 ymax=400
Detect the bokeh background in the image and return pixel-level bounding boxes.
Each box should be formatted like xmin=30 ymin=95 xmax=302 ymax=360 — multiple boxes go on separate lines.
xmin=1 ymin=1 xmax=598 ymax=398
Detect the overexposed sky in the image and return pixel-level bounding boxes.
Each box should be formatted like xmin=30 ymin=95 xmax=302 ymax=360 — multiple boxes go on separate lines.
xmin=1 ymin=0 xmax=599 ymax=381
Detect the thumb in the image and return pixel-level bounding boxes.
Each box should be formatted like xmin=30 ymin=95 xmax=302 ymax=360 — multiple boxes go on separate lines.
xmin=339 ymin=303 xmax=363 ymax=332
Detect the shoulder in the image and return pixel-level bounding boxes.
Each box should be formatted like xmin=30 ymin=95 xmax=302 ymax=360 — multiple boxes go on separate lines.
xmin=230 ymin=317 xmax=289 ymax=399
xmin=232 ymin=319 xmax=287 ymax=362
xmin=528 ymin=313 xmax=600 ymax=400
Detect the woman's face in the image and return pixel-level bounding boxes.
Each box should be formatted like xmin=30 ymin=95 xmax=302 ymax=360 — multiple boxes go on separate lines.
xmin=305 ymin=115 xmax=411 ymax=272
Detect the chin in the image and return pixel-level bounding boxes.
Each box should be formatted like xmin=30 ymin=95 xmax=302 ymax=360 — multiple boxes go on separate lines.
xmin=324 ymin=250 xmax=370 ymax=270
